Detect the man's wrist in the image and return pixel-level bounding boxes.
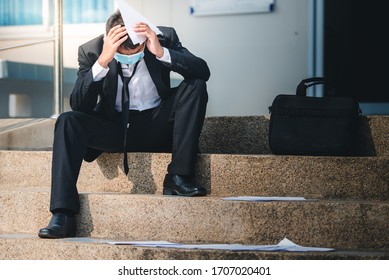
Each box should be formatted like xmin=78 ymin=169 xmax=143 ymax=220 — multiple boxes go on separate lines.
xmin=92 ymin=60 xmax=110 ymax=81
xmin=156 ymin=47 xmax=164 ymax=59
xmin=98 ymin=55 xmax=111 ymax=68
xmin=156 ymin=47 xmax=171 ymax=63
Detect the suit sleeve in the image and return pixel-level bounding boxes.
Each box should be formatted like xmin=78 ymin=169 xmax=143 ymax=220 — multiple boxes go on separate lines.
xmin=162 ymin=28 xmax=210 ymax=81
xmin=69 ymin=45 xmax=104 ymax=113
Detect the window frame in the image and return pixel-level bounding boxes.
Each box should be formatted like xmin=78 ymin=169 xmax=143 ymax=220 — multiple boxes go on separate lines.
xmin=0 ymin=0 xmax=116 ymax=39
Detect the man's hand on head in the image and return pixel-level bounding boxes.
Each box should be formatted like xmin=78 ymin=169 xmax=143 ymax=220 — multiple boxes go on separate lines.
xmin=133 ymin=22 xmax=164 ymax=58
xmin=98 ymin=25 xmax=128 ymax=68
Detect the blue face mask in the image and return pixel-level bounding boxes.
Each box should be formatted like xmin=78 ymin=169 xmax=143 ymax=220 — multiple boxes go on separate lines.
xmin=114 ymin=49 xmax=144 ymax=65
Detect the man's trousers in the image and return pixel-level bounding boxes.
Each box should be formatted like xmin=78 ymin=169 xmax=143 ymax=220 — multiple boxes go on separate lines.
xmin=50 ymin=78 xmax=208 ymax=214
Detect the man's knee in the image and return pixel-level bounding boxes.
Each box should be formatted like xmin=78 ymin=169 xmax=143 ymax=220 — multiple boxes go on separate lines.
xmin=178 ymin=78 xmax=208 ymax=101
xmin=185 ymin=78 xmax=207 ymax=91
xmin=55 ymin=111 xmax=86 ymax=131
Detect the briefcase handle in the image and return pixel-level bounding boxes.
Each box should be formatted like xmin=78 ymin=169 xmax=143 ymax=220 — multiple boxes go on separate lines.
xmin=296 ymin=77 xmax=328 ymax=96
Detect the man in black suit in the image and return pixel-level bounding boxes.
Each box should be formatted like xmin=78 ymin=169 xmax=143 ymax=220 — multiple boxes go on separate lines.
xmin=38 ymin=10 xmax=210 ymax=238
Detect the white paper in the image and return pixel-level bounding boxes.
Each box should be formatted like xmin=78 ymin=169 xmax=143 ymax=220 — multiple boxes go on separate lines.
xmin=104 ymin=237 xmax=334 ymax=252
xmin=223 ymin=196 xmax=307 ymax=202
xmin=115 ymin=0 xmax=162 ymax=45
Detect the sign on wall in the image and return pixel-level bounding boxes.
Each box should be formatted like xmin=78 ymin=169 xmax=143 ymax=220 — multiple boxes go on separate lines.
xmin=190 ymin=0 xmax=275 ymax=16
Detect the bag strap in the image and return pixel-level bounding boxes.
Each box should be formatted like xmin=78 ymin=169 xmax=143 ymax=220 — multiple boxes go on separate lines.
xmin=296 ymin=77 xmax=327 ymax=96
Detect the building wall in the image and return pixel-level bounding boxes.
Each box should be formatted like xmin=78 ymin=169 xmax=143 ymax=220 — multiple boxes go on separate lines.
xmin=0 ymin=0 xmax=309 ymax=117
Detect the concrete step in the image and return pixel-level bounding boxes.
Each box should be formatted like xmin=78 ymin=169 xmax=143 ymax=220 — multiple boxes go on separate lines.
xmin=1 ymin=151 xmax=388 ymax=200
xmin=1 ymin=115 xmax=389 ymax=156
xmin=1 ymin=234 xmax=389 ymax=260
xmin=1 ymin=115 xmax=388 ymax=260
xmin=0 ymin=118 xmax=53 ymax=151
xmin=1 ymin=189 xmax=389 ymax=250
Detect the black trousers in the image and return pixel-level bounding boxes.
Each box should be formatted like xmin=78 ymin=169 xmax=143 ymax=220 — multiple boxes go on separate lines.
xmin=50 ymin=79 xmax=208 ymax=214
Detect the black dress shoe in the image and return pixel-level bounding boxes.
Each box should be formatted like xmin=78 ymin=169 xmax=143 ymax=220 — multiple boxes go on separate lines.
xmin=163 ymin=174 xmax=207 ymax=196
xmin=38 ymin=212 xmax=76 ymax=239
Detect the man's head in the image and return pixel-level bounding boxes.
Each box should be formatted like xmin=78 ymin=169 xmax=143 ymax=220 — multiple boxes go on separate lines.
xmin=106 ymin=10 xmax=140 ymax=51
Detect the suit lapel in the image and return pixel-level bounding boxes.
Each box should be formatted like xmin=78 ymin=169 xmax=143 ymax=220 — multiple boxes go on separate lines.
xmin=103 ymin=59 xmax=119 ymax=118
xmin=144 ymin=49 xmax=162 ymax=87
xmin=144 ymin=49 xmax=171 ymax=98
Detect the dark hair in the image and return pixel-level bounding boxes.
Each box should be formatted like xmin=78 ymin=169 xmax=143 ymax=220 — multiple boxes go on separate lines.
xmin=106 ymin=10 xmax=140 ymax=50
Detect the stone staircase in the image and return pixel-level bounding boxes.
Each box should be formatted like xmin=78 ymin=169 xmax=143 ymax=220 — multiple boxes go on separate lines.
xmin=0 ymin=115 xmax=389 ymax=259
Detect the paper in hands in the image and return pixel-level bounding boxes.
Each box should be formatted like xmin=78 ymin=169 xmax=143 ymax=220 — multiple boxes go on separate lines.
xmin=116 ymin=0 xmax=162 ymax=45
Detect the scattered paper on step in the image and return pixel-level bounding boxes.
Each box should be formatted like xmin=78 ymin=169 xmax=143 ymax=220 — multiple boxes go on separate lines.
xmin=105 ymin=237 xmax=334 ymax=252
xmin=223 ymin=196 xmax=307 ymax=202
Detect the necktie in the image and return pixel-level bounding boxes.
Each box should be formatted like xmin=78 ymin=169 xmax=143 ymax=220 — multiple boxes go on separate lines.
xmin=117 ymin=61 xmax=140 ymax=175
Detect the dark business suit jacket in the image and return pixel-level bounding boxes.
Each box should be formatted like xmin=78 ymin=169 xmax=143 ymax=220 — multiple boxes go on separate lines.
xmin=70 ymin=26 xmax=210 ymax=121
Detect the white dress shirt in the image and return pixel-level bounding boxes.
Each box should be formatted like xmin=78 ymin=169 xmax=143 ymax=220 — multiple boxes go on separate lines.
xmin=92 ymin=47 xmax=171 ymax=111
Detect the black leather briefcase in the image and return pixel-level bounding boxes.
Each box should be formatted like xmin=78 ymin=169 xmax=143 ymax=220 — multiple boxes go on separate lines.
xmin=268 ymin=77 xmax=361 ymax=156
